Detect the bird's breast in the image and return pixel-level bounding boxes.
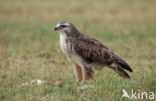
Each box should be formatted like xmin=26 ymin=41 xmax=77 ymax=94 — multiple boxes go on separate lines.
xmin=59 ymin=32 xmax=73 ymax=55
xmin=59 ymin=33 xmax=68 ymax=54
xmin=59 ymin=32 xmax=84 ymax=66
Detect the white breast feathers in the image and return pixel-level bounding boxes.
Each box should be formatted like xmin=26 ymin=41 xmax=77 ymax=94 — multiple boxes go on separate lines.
xmin=59 ymin=31 xmax=68 ymax=54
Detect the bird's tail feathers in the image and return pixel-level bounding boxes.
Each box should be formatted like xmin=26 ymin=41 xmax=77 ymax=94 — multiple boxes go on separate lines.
xmin=113 ymin=54 xmax=133 ymax=72
xmin=110 ymin=63 xmax=130 ymax=79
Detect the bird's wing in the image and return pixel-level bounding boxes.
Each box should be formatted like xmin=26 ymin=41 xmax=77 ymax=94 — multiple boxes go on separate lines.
xmin=73 ymin=37 xmax=132 ymax=72
xmin=74 ymin=38 xmax=113 ymax=64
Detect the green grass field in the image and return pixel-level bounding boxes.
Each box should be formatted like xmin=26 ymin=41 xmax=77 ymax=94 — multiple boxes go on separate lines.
xmin=0 ymin=0 xmax=156 ymax=100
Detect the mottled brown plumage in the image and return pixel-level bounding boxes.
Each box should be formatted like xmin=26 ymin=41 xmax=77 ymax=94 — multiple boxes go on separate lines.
xmin=54 ymin=22 xmax=132 ymax=82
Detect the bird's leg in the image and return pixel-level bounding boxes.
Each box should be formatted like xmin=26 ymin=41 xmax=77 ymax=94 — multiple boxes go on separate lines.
xmin=82 ymin=66 xmax=88 ymax=81
xmin=82 ymin=66 xmax=94 ymax=81
xmin=82 ymin=66 xmax=94 ymax=82
xmin=87 ymin=68 xmax=94 ymax=80
xmin=73 ymin=64 xmax=83 ymax=82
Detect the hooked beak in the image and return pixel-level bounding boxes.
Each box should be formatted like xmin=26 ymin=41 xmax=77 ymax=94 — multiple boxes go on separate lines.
xmin=54 ymin=26 xmax=59 ymax=31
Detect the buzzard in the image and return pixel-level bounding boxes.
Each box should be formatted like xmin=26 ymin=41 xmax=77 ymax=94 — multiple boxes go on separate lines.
xmin=54 ymin=22 xmax=132 ymax=82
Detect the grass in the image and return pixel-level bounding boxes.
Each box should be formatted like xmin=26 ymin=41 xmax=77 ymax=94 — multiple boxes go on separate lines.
xmin=0 ymin=0 xmax=156 ymax=100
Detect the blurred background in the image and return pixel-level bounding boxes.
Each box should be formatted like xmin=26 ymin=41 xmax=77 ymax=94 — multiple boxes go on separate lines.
xmin=0 ymin=0 xmax=156 ymax=100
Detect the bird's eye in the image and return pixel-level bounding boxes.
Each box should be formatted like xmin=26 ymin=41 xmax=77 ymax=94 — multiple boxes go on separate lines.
xmin=61 ymin=25 xmax=66 ymax=28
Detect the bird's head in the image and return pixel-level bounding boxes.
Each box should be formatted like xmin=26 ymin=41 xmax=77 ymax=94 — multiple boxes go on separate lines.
xmin=54 ymin=22 xmax=73 ymax=33
xmin=54 ymin=22 xmax=80 ymax=37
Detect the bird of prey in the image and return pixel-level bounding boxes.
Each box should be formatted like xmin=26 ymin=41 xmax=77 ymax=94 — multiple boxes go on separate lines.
xmin=54 ymin=22 xmax=132 ymax=82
